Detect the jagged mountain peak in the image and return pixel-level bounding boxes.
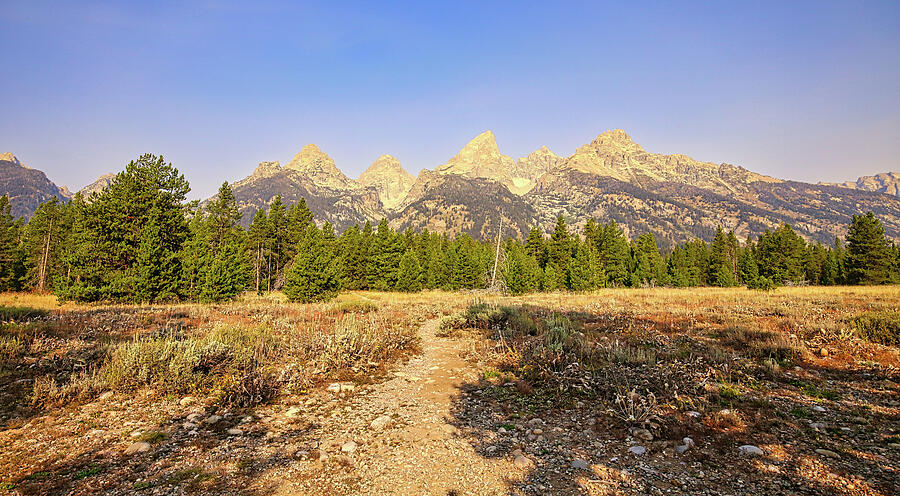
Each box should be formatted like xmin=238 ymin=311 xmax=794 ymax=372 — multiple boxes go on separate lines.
xmin=589 ymin=129 xmax=644 ymax=153
xmin=434 ymin=130 xmax=514 ymax=182
xmin=359 ymin=154 xmax=414 ymax=211
xmin=361 ymin=154 xmax=405 ymax=176
xmin=0 ymin=152 xmax=22 ymax=166
xmin=252 ymin=161 xmax=282 ymax=177
xmin=284 ymin=144 xmax=354 ymax=189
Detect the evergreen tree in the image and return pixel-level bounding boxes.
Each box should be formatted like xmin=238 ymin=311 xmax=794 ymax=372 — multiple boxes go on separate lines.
xmin=596 ymin=221 xmax=630 ymax=286
xmin=21 ymin=197 xmax=70 ymax=292
xmin=567 ymin=241 xmax=596 ymax=291
xmin=396 ymin=249 xmax=423 ymax=292
xmin=0 ymin=196 xmax=24 ymax=291
xmin=55 ymin=154 xmax=190 ymax=302
xmin=283 ymin=224 xmax=341 ymax=302
xmin=548 ymin=216 xmax=573 ymax=270
xmin=756 ymin=223 xmax=807 ymax=285
xmin=845 ymin=212 xmax=894 ymax=285
xmin=630 ymin=232 xmax=665 ymax=287
xmin=502 ymin=243 xmax=541 ymax=295
xmin=707 ymin=227 xmax=738 ymax=287
xmin=247 ymin=208 xmax=272 ymax=293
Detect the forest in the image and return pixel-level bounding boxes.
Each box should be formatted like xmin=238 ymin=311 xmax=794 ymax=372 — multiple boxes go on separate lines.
xmin=0 ymin=154 xmax=897 ymax=303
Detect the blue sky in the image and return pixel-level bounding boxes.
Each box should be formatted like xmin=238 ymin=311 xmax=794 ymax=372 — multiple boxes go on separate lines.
xmin=1 ymin=0 xmax=898 ymax=199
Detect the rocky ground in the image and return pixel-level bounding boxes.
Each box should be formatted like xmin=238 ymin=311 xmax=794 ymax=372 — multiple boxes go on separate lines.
xmin=1 ymin=288 xmax=898 ymax=495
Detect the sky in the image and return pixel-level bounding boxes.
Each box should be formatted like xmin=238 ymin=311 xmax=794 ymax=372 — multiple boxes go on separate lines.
xmin=1 ymin=1 xmax=899 ymax=199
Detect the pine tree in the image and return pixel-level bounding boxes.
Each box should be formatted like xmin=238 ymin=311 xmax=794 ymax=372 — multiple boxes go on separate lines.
xmin=502 ymin=243 xmax=541 ymax=295
xmin=548 ymin=216 xmax=573 ymax=270
xmin=597 ymin=221 xmax=630 ymax=286
xmin=567 ymin=241 xmax=595 ymax=291
xmin=707 ymin=227 xmax=737 ymax=287
xmin=755 ymin=223 xmax=807 ymax=285
xmin=247 ymin=208 xmax=272 ymax=293
xmin=283 ymin=224 xmax=341 ymax=302
xmin=396 ymin=249 xmax=423 ymax=292
xmin=630 ymin=232 xmax=665 ymax=287
xmin=525 ymin=226 xmax=547 ymax=267
xmin=845 ymin=212 xmax=894 ymax=285
xmin=0 ymin=196 xmax=24 ymax=291
xmin=55 ymin=154 xmax=190 ymax=302
xmin=21 ymin=197 xmax=70 ymax=292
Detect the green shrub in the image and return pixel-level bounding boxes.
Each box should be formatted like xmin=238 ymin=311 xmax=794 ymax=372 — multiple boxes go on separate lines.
xmin=332 ymin=299 xmax=378 ymax=314
xmin=747 ymin=276 xmax=776 ymax=291
xmin=851 ymin=311 xmax=900 ymax=346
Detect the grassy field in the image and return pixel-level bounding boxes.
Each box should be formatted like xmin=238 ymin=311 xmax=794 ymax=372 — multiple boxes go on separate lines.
xmin=0 ymin=286 xmax=897 ymax=495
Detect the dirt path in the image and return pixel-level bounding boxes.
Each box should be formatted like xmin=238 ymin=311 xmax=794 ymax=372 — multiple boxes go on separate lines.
xmin=263 ymin=319 xmax=523 ymax=495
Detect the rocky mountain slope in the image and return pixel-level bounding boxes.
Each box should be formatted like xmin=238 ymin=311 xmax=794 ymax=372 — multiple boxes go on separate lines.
xmin=5 ymin=133 xmax=899 ymax=245
xmin=358 ymin=155 xmax=415 ymax=211
xmin=821 ymin=172 xmax=900 ymax=197
xmin=221 ymin=130 xmax=900 ymax=244
xmin=78 ymin=172 xmax=116 ymax=198
xmin=0 ymin=153 xmax=69 ymax=218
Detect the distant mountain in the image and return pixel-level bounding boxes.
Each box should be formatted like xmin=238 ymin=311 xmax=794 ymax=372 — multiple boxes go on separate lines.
xmin=228 ymin=152 xmax=385 ymax=230
xmin=79 ymin=172 xmax=116 ymax=198
xmin=218 ymin=130 xmax=900 ymax=245
xmin=821 ymin=172 xmax=899 ymax=197
xmin=358 ymin=155 xmax=414 ymax=211
xmin=0 ymin=153 xmax=69 ymax=219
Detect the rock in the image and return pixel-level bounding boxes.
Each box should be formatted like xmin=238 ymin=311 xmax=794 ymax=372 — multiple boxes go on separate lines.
xmin=341 ymin=441 xmax=358 ymax=454
xmin=125 ymin=442 xmax=151 ymax=455
xmin=179 ymin=396 xmax=197 ymax=406
xmin=514 ymin=455 xmax=534 ymax=469
xmin=738 ymin=445 xmax=764 ymax=456
xmin=498 ymin=427 xmax=507 ymax=434
xmin=182 ymin=422 xmax=198 ymax=430
xmin=810 ymin=422 xmax=826 ymax=431
xmin=676 ymin=444 xmax=690 ymax=454
xmin=570 ymin=458 xmax=590 ymax=470
xmin=888 ymin=443 xmax=900 ymax=450
xmin=812 ymin=405 xmax=826 ymax=413
xmin=203 ymin=415 xmax=222 ymax=425
xmin=186 ymin=413 xmax=203 ymax=423
xmin=687 ymin=411 xmax=702 ymax=418
xmin=227 ymin=428 xmax=243 ymax=436
xmin=532 ymin=428 xmax=543 ymax=435
xmin=682 ymin=437 xmax=695 ymax=448
xmin=819 ymin=348 xmax=828 ymax=357
xmin=632 ymin=428 xmax=653 ymax=441
xmin=285 ymin=407 xmax=301 ymax=418
xmin=98 ymin=391 xmax=114 ymax=401
xmin=815 ymin=449 xmax=840 ymax=459
xmin=370 ymin=415 xmax=392 ymax=431
xmin=628 ymin=446 xmax=646 ymax=456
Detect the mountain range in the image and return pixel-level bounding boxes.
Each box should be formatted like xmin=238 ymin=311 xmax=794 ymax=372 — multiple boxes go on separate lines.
xmin=2 ymin=131 xmax=899 ymax=247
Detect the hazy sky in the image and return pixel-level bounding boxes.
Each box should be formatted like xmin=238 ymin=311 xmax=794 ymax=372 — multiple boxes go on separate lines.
xmin=1 ymin=1 xmax=898 ymax=199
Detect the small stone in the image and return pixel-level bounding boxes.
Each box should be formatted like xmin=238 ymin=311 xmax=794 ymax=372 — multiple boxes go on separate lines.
xmin=682 ymin=437 xmax=695 ymax=448
xmin=125 ymin=442 xmax=151 ymax=455
xmin=810 ymin=422 xmax=826 ymax=431
xmin=182 ymin=422 xmax=198 ymax=430
xmin=687 ymin=411 xmax=702 ymax=418
xmin=739 ymin=445 xmax=764 ymax=456
xmin=179 ymin=396 xmax=197 ymax=406
xmin=532 ymin=428 xmax=543 ymax=435
xmin=285 ymin=407 xmax=301 ymax=418
xmin=819 ymin=348 xmax=828 ymax=357
xmin=514 ymin=455 xmax=534 ymax=469
xmin=203 ymin=415 xmax=222 ymax=425
xmin=815 ymin=449 xmax=840 ymax=459
xmin=341 ymin=441 xmax=358 ymax=454
xmin=676 ymin=444 xmax=690 ymax=454
xmin=628 ymin=446 xmax=646 ymax=456
xmin=888 ymin=443 xmax=900 ymax=450
xmin=498 ymin=427 xmax=507 ymax=434
xmin=812 ymin=405 xmax=826 ymax=413
xmin=186 ymin=413 xmax=203 ymax=423
xmin=632 ymin=428 xmax=653 ymax=441
xmin=370 ymin=415 xmax=392 ymax=431
xmin=98 ymin=391 xmax=114 ymax=401
xmin=570 ymin=458 xmax=590 ymax=470
xmin=227 ymin=428 xmax=243 ymax=436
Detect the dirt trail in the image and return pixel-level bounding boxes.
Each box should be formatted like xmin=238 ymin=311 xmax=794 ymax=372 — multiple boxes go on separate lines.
xmin=265 ymin=319 xmax=522 ymax=495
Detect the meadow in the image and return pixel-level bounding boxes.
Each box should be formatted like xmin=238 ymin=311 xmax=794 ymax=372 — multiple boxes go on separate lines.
xmin=0 ymin=286 xmax=897 ymax=495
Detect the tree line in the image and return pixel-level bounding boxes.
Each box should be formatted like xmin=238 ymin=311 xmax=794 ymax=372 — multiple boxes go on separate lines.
xmin=0 ymin=154 xmax=897 ymax=302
